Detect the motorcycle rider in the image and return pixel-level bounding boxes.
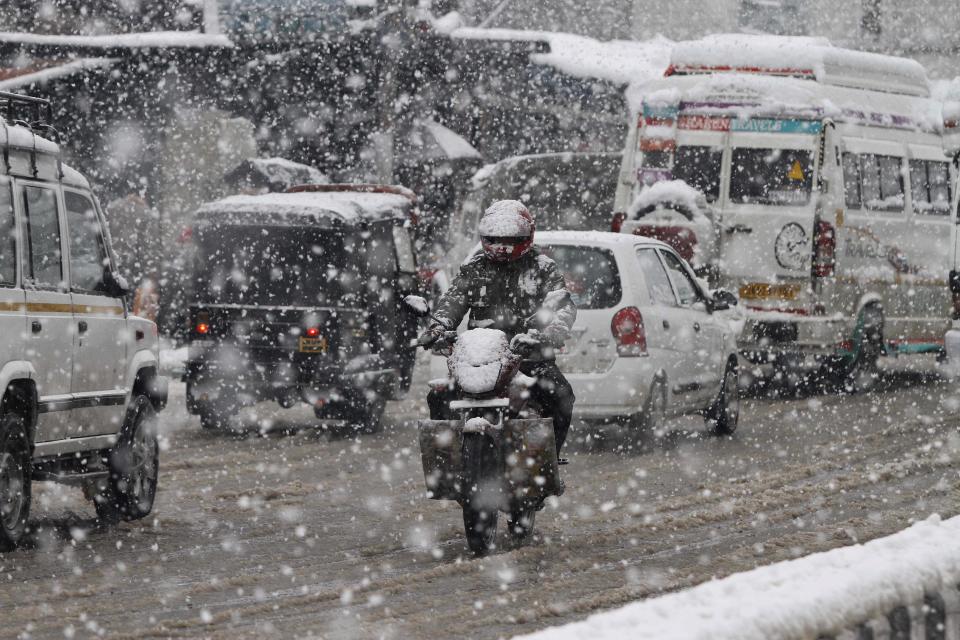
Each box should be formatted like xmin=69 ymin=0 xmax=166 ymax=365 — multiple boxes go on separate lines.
xmin=420 ymin=200 xmax=577 ymax=457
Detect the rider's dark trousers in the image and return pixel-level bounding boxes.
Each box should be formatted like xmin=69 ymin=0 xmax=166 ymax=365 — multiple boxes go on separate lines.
xmin=427 ymin=360 xmax=575 ymax=454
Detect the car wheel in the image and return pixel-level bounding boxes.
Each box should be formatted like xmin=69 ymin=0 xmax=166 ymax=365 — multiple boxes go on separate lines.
xmin=707 ymin=361 xmax=739 ymax=436
xmin=0 ymin=413 xmax=31 ymax=550
xmin=627 ymin=378 xmax=667 ymax=451
xmin=95 ymin=395 xmax=159 ymax=523
xmin=356 ymin=395 xmax=387 ymax=434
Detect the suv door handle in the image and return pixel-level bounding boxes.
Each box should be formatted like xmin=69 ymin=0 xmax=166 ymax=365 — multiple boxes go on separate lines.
xmin=693 ymin=322 xmax=701 ymax=332
xmin=31 ymin=320 xmax=41 ymax=334
xmin=78 ymin=320 xmax=88 ymax=334
xmin=662 ymin=319 xmax=670 ymax=329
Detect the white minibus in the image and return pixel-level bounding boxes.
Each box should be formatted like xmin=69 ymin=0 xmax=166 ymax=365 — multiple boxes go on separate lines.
xmin=614 ymin=35 xmax=955 ymax=389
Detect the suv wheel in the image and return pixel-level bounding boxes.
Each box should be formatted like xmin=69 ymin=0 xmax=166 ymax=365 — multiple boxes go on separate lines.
xmin=0 ymin=413 xmax=31 ymax=550
xmin=94 ymin=395 xmax=159 ymax=523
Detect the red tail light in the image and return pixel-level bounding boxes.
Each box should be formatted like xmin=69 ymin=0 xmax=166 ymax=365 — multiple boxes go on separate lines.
xmin=305 ymin=326 xmax=320 ymax=338
xmin=812 ymin=220 xmax=835 ymax=278
xmin=194 ymin=310 xmax=210 ymax=336
xmin=611 ymin=211 xmax=627 ymax=232
xmin=611 ymin=307 xmax=647 ymax=356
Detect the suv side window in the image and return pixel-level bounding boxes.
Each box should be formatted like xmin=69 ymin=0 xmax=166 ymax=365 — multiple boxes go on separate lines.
xmin=636 ymin=248 xmax=676 ymax=306
xmin=64 ymin=191 xmax=109 ymax=293
xmin=21 ymin=185 xmax=63 ymax=288
xmin=659 ymin=250 xmax=701 ymax=306
xmin=0 ymin=180 xmax=15 ymax=286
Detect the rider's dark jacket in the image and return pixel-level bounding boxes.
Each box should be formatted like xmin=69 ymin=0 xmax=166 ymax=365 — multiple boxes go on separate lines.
xmin=432 ymin=248 xmax=577 ymax=358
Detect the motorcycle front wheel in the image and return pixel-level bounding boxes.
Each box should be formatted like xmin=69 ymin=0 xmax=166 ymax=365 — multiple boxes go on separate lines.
xmin=507 ymin=506 xmax=537 ymax=545
xmin=461 ymin=433 xmax=499 ymax=556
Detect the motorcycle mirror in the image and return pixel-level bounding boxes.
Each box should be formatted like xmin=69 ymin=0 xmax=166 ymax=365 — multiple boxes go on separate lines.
xmin=402 ymin=295 xmax=430 ymax=317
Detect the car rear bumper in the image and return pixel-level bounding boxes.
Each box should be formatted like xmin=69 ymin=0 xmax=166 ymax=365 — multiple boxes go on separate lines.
xmin=564 ymin=356 xmax=658 ymax=420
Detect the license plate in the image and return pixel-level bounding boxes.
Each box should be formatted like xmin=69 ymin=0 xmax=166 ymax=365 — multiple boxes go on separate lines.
xmin=739 ymin=282 xmax=801 ymax=301
xmin=298 ymin=336 xmax=328 ymax=353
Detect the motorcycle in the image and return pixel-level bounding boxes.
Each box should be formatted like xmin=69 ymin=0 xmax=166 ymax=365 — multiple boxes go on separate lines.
xmin=403 ymin=293 xmax=565 ymax=556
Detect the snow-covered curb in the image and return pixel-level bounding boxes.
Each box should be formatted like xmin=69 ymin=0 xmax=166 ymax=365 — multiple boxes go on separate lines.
xmin=516 ymin=514 xmax=960 ymax=640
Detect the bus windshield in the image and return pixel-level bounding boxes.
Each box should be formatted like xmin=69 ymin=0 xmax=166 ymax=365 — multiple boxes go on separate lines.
xmin=730 ymin=147 xmax=814 ymax=206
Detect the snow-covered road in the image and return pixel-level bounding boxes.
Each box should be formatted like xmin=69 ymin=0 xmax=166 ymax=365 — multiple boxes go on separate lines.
xmin=3 ymin=358 xmax=960 ymax=639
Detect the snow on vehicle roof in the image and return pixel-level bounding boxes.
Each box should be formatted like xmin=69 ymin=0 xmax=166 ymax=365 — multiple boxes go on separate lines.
xmin=0 ymin=30 xmax=233 ymax=49
xmin=450 ymin=27 xmax=672 ymax=86
xmin=537 ymin=229 xmax=669 ymax=249
xmin=668 ymin=34 xmax=929 ymax=97
xmin=0 ymin=119 xmax=61 ymax=155
xmin=0 ymin=58 xmax=117 ymax=91
xmin=629 ymin=70 xmax=943 ymax=134
xmin=471 ymin=151 xmax=620 ymax=189
xmin=196 ymin=189 xmax=413 ymax=227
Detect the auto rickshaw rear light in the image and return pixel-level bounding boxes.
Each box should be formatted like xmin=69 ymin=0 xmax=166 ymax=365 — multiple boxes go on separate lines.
xmin=196 ymin=322 xmax=209 ymax=335
xmin=611 ymin=306 xmax=647 ymax=356
xmin=305 ymin=326 xmax=320 ymax=338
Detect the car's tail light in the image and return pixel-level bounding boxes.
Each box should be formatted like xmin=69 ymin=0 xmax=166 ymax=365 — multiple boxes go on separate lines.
xmin=611 ymin=306 xmax=647 ymax=356
xmin=812 ymin=220 xmax=835 ymax=278
xmin=194 ymin=310 xmax=210 ymax=336
xmin=305 ymin=326 xmax=320 ymax=338
xmin=611 ymin=211 xmax=627 ymax=232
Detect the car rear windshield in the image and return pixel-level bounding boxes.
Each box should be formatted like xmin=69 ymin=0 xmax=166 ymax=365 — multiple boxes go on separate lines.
xmin=194 ymin=224 xmax=354 ymax=307
xmin=539 ymin=244 xmax=622 ymax=309
xmin=730 ymin=147 xmax=813 ymax=206
xmin=672 ymin=145 xmax=722 ymax=202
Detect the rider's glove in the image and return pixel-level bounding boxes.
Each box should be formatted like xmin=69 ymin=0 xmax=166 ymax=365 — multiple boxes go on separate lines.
xmin=509 ymin=331 xmax=541 ymax=356
xmin=417 ymin=324 xmax=446 ymax=347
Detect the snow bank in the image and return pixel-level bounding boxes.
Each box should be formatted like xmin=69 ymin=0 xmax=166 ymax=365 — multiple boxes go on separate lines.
xmin=450 ymin=27 xmax=672 ymax=86
xmin=517 ymin=513 xmax=960 ymax=640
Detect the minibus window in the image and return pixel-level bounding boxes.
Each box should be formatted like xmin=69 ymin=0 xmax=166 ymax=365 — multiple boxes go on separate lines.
xmin=842 ymin=153 xmax=862 ymax=208
xmin=730 ymin=148 xmax=813 ymax=206
xmin=878 ymin=156 xmax=905 ymax=211
xmin=673 ymin=146 xmax=722 ymax=201
xmin=856 ymin=153 xmax=905 ymax=212
xmin=910 ymin=159 xmax=951 ymax=215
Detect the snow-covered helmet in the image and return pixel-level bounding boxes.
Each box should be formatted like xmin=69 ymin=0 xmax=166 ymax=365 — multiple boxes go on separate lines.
xmin=479 ymin=200 xmax=535 ymax=263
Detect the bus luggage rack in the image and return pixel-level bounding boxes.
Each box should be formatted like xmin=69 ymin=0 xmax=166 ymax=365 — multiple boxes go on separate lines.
xmin=0 ymin=91 xmax=58 ymax=140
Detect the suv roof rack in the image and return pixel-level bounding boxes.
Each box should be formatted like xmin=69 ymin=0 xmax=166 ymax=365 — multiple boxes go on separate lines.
xmin=0 ymin=91 xmax=59 ymax=141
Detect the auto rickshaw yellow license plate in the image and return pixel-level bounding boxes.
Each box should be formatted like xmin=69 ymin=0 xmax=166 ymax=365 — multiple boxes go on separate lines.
xmin=298 ymin=336 xmax=328 ymax=353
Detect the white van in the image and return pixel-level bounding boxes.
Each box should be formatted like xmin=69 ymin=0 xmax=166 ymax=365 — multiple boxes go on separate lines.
xmin=614 ymin=35 xmax=955 ymax=388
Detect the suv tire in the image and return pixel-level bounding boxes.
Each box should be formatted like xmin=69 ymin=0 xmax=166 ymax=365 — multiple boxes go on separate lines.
xmin=94 ymin=395 xmax=159 ymax=523
xmin=0 ymin=413 xmax=31 ymax=550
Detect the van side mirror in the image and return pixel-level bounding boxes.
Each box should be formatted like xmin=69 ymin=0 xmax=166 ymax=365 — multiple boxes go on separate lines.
xmin=102 ymin=269 xmax=131 ymax=299
xmin=402 ymin=295 xmax=430 ymax=317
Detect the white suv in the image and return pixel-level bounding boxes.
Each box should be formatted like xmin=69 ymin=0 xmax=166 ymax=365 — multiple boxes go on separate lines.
xmin=0 ymin=92 xmax=166 ymax=549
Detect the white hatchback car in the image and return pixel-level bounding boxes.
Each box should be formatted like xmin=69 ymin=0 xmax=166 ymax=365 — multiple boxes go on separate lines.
xmin=432 ymin=231 xmax=741 ymax=440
